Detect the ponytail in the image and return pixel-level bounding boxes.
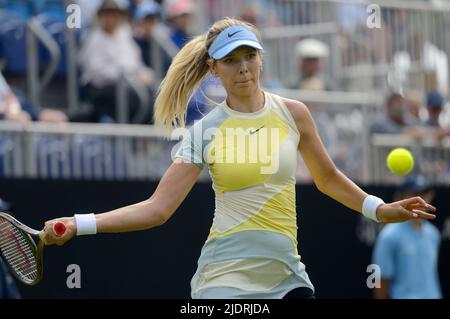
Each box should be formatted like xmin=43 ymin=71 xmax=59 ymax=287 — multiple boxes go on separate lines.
xmin=154 ymin=18 xmax=260 ymax=133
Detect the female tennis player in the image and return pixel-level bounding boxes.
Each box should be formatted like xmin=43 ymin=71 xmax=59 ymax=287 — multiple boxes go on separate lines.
xmin=42 ymin=18 xmax=436 ymax=299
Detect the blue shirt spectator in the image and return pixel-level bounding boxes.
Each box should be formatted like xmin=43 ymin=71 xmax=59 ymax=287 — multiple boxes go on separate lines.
xmin=133 ymin=1 xmax=172 ymax=75
xmin=373 ymin=221 xmax=442 ymax=298
xmin=425 ymin=90 xmax=445 ymax=127
xmin=165 ymin=0 xmax=194 ymax=49
xmin=372 ymin=175 xmax=442 ymax=299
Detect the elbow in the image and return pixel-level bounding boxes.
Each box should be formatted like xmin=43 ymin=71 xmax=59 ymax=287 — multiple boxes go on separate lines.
xmin=142 ymin=199 xmax=170 ymax=228
xmin=315 ymin=168 xmax=339 ymax=195
xmin=154 ymin=212 xmax=168 ymax=227
xmin=152 ymin=208 xmax=169 ymax=227
xmin=151 ymin=204 xmax=171 ymax=227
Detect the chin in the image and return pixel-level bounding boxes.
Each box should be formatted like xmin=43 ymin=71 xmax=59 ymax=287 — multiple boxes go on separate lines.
xmin=233 ymin=88 xmax=253 ymax=97
xmin=236 ymin=82 xmax=256 ymax=90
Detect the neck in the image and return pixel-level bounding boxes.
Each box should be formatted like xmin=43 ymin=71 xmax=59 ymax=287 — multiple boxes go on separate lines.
xmin=226 ymin=88 xmax=265 ymax=113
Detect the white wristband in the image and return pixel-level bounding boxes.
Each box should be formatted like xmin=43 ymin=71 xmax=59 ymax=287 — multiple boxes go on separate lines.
xmin=74 ymin=214 xmax=97 ymax=235
xmin=362 ymin=195 xmax=384 ymax=223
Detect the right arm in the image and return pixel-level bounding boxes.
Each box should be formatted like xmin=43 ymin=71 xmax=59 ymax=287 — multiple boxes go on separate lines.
xmin=43 ymin=160 xmax=201 ymax=245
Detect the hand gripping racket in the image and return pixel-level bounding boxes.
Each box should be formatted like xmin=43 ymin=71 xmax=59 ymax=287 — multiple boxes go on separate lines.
xmin=0 ymin=212 xmax=66 ymax=285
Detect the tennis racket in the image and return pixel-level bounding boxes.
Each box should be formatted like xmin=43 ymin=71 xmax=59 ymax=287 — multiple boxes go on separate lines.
xmin=0 ymin=212 xmax=66 ymax=285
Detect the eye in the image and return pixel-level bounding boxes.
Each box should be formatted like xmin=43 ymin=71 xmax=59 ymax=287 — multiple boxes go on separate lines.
xmin=246 ymin=53 xmax=256 ymax=60
xmin=224 ymin=58 xmax=233 ymax=64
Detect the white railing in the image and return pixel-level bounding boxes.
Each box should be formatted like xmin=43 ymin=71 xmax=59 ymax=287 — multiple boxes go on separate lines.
xmin=0 ymin=122 xmax=179 ymax=180
xmin=1 ymin=118 xmax=450 ymax=184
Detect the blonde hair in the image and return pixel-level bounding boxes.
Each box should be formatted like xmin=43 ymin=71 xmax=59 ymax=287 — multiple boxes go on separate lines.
xmin=154 ymin=17 xmax=260 ymax=132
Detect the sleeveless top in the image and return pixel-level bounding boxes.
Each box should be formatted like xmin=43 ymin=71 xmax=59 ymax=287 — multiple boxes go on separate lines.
xmin=175 ymin=91 xmax=314 ymax=298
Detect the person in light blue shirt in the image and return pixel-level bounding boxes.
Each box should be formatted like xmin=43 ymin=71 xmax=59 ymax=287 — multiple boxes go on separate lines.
xmin=372 ymin=175 xmax=442 ymax=299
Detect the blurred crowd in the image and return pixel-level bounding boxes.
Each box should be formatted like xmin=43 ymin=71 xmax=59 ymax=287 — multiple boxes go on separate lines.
xmin=1 ymin=0 xmax=450 ymax=183
xmin=1 ymin=0 xmax=449 ymax=124
xmin=1 ymin=0 xmax=201 ymax=124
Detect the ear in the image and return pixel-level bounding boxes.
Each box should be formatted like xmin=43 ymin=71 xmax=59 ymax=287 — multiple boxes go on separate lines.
xmin=207 ymin=58 xmax=218 ymax=76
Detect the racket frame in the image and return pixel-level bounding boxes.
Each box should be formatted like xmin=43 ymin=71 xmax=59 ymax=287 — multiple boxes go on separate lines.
xmin=0 ymin=212 xmax=45 ymax=285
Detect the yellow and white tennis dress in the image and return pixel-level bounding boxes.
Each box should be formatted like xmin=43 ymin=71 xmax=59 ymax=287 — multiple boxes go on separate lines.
xmin=175 ymin=91 xmax=314 ymax=299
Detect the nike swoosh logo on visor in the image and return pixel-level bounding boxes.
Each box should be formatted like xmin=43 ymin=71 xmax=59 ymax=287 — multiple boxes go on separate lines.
xmin=228 ymin=30 xmax=243 ymax=37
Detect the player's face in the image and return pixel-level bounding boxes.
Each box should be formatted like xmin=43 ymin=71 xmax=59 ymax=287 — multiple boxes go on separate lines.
xmin=210 ymin=46 xmax=262 ymax=97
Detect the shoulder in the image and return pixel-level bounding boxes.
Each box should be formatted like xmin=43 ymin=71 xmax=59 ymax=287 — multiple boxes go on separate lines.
xmin=425 ymin=221 xmax=441 ymax=238
xmin=377 ymin=224 xmax=402 ymax=243
xmin=276 ymin=97 xmax=317 ymax=136
xmin=278 ymin=97 xmax=312 ymax=125
xmin=185 ymin=105 xmax=228 ymax=135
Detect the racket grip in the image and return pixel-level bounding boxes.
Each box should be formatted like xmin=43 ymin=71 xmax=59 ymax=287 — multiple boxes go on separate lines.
xmin=53 ymin=222 xmax=67 ymax=236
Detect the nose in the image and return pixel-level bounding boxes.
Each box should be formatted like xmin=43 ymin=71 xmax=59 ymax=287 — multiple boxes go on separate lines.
xmin=239 ymin=60 xmax=249 ymax=74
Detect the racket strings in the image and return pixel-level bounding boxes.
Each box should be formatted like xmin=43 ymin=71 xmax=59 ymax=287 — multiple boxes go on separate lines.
xmin=0 ymin=218 xmax=39 ymax=282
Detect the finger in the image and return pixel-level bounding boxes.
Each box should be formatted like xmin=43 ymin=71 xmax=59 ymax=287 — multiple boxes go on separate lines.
xmin=399 ymin=207 xmax=419 ymax=220
xmin=409 ymin=202 xmax=437 ymax=212
xmin=412 ymin=209 xmax=436 ymax=220
xmin=43 ymin=222 xmax=60 ymax=245
xmin=399 ymin=196 xmax=426 ymax=206
xmin=400 ymin=197 xmax=437 ymax=214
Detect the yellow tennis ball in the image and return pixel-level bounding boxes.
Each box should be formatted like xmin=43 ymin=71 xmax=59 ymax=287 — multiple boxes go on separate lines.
xmin=386 ymin=148 xmax=414 ymax=175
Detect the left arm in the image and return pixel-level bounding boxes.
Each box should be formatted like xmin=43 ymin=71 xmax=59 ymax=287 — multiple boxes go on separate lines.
xmin=283 ymin=98 xmax=436 ymax=223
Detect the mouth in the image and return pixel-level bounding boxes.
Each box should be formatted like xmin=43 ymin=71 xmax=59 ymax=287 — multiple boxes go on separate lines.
xmin=236 ymin=79 xmax=252 ymax=84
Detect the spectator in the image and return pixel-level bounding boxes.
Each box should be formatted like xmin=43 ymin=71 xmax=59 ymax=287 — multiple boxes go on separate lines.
xmin=79 ymin=0 xmax=156 ymax=123
xmin=370 ymin=92 xmax=413 ymax=135
xmin=423 ymin=90 xmax=450 ymax=141
xmin=132 ymin=0 xmax=172 ymax=76
xmin=0 ymin=71 xmax=68 ymax=123
xmin=372 ymin=175 xmax=442 ymax=299
xmin=404 ymin=91 xmax=424 ymax=126
xmin=164 ymin=0 xmax=195 ymax=49
xmin=291 ymin=38 xmax=336 ymax=91
xmin=425 ymin=90 xmax=445 ymax=127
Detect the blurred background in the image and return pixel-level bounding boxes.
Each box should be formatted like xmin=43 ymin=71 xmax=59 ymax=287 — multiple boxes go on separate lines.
xmin=0 ymin=0 xmax=449 ymax=298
